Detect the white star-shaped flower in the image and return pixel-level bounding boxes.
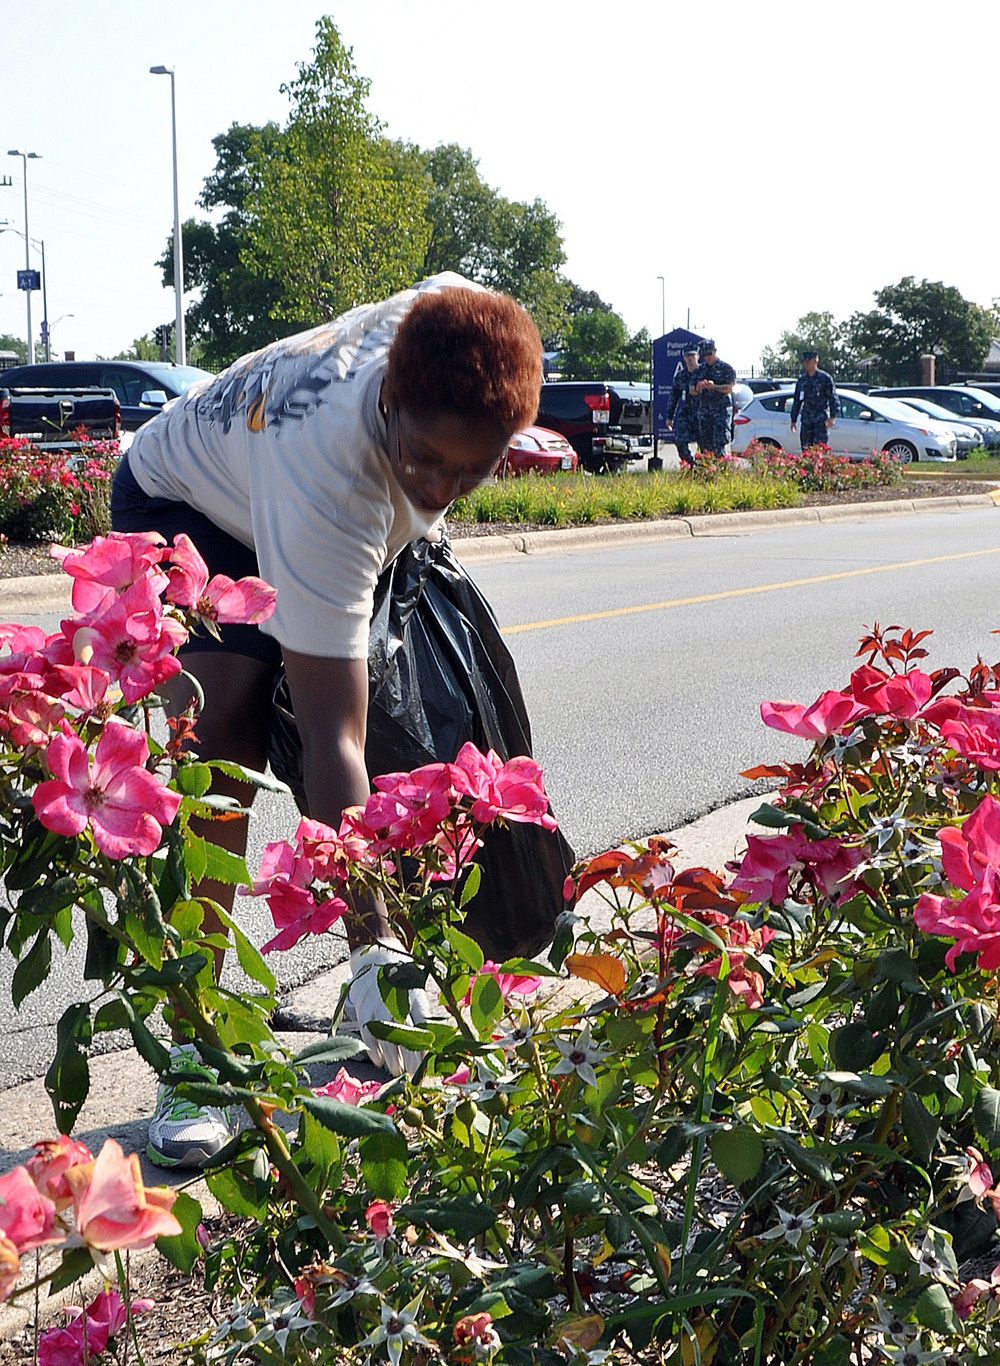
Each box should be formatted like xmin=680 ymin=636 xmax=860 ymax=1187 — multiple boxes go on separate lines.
xmin=759 ymin=1200 xmax=821 ymax=1251
xmin=359 ymin=1296 xmax=432 ymax=1366
xmin=550 ymin=1026 xmax=609 ymax=1089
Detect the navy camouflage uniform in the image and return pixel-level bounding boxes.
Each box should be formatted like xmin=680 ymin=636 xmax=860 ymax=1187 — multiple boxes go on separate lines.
xmin=692 ymin=355 xmax=737 ymax=454
xmin=666 ymin=361 xmax=700 ymax=467
xmin=790 ymin=368 xmax=839 ymax=450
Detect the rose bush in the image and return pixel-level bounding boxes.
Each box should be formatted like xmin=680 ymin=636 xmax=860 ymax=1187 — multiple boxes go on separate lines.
xmin=4 ymin=538 xmax=1000 ymax=1361
xmin=0 ymin=435 xmax=117 ymax=544
xmin=746 ymin=438 xmax=903 ymax=492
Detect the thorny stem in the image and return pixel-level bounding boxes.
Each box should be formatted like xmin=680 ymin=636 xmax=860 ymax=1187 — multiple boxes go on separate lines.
xmin=166 ymin=983 xmax=348 ymax=1254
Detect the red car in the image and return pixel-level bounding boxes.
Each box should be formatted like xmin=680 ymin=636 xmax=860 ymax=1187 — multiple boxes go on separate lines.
xmin=497 ymin=425 xmax=578 ymax=477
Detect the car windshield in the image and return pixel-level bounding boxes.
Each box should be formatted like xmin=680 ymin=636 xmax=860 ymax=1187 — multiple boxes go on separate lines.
xmin=164 ymin=366 xmax=213 ymax=393
xmin=896 ymin=398 xmax=958 ymax=422
xmin=869 ymin=396 xmax=934 ymax=424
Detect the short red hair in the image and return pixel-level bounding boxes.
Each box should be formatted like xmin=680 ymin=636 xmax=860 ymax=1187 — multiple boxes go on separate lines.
xmin=385 ymin=287 xmax=542 ymax=433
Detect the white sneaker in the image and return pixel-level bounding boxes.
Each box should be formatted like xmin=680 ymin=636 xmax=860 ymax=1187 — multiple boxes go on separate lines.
xmin=146 ymin=1045 xmax=234 ymax=1169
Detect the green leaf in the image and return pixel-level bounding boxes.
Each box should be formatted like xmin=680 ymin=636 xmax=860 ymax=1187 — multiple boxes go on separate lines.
xmin=458 ymin=862 xmax=483 ymax=910
xmin=655 ymin=1127 xmax=690 ymax=1169
xmin=201 ymin=841 xmax=251 ymax=886
xmin=364 ymin=1020 xmax=435 ymax=1050
xmin=830 ymin=1020 xmax=884 ymax=1070
xmin=94 ymin=999 xmax=133 ymax=1033
xmin=156 ymin=1190 xmax=203 ymax=1273
xmin=48 ymin=1245 xmax=95 ymax=1294
xmin=210 ymin=760 xmax=292 ymax=794
xmin=974 ymin=1086 xmax=1000 ymax=1148
xmin=913 ymin=1282 xmax=960 ymax=1336
xmin=168 ymin=899 xmax=205 ymax=938
xmin=749 ymin=803 xmax=797 ymax=829
xmin=177 ymin=762 xmax=213 ymax=798
xmin=470 ymin=972 xmax=504 ymax=1037
xmin=444 ymin=923 xmax=485 ymax=970
xmin=44 ymin=1003 xmax=91 ymax=1135
xmin=710 ymin=1127 xmax=764 ymax=1186
xmin=12 ymin=930 xmax=52 ymax=1008
xmin=821 ymin=1070 xmax=894 ymax=1098
xmin=901 ymin=1092 xmax=939 ymax=1167
xmin=857 ymin=1225 xmax=892 ymax=1265
xmin=292 ymin=1036 xmax=367 ymax=1066
xmin=359 ymin=1128 xmax=408 ymax=1201
xmin=82 ymin=909 xmax=120 ymax=982
xmin=301 ymin=1094 xmax=398 ymax=1139
xmin=206 ymin=1167 xmax=267 ymax=1220
xmin=777 ymin=1134 xmax=836 ymax=1186
xmin=125 ymin=1009 xmax=171 ymax=1076
xmin=300 ymin=1110 xmax=342 ymax=1173
xmin=185 ymin=832 xmax=208 ymax=884
xmin=397 ymin=1195 xmax=497 ymax=1238
xmin=231 ymin=923 xmax=277 ymax=994
xmin=812 ymin=1335 xmax=852 ymax=1366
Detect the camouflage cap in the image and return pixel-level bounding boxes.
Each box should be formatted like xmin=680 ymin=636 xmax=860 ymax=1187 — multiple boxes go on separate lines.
xmin=699 ymin=339 xmax=717 ymax=355
xmin=802 ymin=349 xmax=819 ymax=360
xmin=682 ymin=343 xmax=699 ymax=355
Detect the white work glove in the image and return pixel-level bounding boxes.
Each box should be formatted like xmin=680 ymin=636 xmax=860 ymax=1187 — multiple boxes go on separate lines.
xmin=347 ymin=938 xmax=435 ymax=1076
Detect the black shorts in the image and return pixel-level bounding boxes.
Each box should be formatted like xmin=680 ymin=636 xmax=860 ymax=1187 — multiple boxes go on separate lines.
xmin=110 ymin=453 xmax=282 ymax=668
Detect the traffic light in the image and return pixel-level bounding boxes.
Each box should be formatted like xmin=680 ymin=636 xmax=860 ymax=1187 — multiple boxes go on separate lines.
xmin=39 ymin=320 xmax=49 ymax=344
xmin=155 ymin=323 xmax=173 ymax=357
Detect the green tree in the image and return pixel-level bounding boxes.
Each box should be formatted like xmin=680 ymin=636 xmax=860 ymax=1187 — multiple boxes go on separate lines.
xmin=245 ymin=17 xmax=431 ymax=322
xmin=560 ymin=308 xmax=650 ymax=382
xmin=159 ymin=122 xmax=298 ymax=369
xmin=759 ymin=310 xmax=858 ymax=378
xmin=418 ymin=143 xmax=569 ymax=341
xmin=110 ymin=334 xmax=161 ymax=362
xmin=0 ymin=333 xmax=27 ymax=362
xmin=847 ymin=276 xmax=994 ymax=382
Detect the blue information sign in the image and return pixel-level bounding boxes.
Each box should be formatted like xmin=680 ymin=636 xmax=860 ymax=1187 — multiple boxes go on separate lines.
xmin=652 ymin=328 xmax=706 ymax=442
xmin=16 ymin=269 xmax=40 ymax=292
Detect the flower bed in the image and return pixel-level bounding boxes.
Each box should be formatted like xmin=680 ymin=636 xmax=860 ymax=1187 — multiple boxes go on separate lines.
xmin=746 ymin=438 xmax=904 ymax=493
xmin=3 ymin=542 xmax=1000 ymax=1361
xmin=0 ymin=435 xmax=117 ymax=546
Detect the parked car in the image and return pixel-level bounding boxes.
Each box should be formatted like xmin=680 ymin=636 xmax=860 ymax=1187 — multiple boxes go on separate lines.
xmin=876 ymin=395 xmax=993 ymax=457
xmin=0 ymin=384 xmax=119 ymax=450
xmin=730 ymin=388 xmax=957 ymax=462
xmin=874 ymin=385 xmax=1000 ymax=432
xmin=497 ymin=425 xmax=578 ymax=476
xmin=535 ymin=381 xmax=651 ymax=473
xmin=0 ymin=360 xmax=213 ymax=433
xmin=950 ymin=381 xmax=1000 ymax=402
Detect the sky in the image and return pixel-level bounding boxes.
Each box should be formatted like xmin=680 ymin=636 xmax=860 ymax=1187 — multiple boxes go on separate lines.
xmin=2 ymin=0 xmax=997 ymax=372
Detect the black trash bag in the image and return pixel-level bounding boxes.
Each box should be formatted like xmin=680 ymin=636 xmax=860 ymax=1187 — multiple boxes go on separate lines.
xmin=269 ymin=536 xmax=575 ymax=961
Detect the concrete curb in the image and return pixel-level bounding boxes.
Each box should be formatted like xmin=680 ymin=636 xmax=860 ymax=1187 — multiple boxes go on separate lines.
xmin=2 ymin=492 xmax=996 ymax=601
xmin=451 ymin=491 xmax=999 ymax=563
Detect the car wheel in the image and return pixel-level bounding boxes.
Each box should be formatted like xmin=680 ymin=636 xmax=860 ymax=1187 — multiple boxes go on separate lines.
xmin=758 ymin=438 xmax=782 ymax=450
xmin=883 ymin=440 xmax=916 ymax=464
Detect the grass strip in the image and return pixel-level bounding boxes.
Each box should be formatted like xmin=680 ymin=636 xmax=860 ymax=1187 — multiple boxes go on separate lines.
xmin=451 ymin=470 xmax=802 ymax=528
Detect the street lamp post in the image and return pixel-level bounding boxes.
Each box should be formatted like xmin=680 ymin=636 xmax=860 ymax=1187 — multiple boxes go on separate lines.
xmin=7 ymin=150 xmax=41 ymax=363
xmin=656 ymin=276 xmax=665 ymax=338
xmin=150 ymin=66 xmax=186 ymax=366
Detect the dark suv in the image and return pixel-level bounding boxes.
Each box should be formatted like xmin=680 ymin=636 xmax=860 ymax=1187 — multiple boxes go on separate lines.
xmin=535 ymin=381 xmax=651 ymax=473
xmin=0 ymin=360 xmax=213 ymax=433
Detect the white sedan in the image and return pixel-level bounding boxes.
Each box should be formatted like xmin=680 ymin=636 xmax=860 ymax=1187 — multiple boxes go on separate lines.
xmin=731 ymin=388 xmax=957 ymax=463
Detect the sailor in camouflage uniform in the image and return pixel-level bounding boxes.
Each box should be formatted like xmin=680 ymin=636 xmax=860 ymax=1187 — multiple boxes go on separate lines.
xmin=691 ymin=340 xmax=736 ymax=456
xmin=790 ymin=350 xmax=839 ymax=451
xmin=666 ymin=343 xmax=701 ymax=468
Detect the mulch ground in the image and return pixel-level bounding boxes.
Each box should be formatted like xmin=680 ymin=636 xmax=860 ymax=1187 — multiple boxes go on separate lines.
xmin=1 ymin=479 xmax=995 ymax=580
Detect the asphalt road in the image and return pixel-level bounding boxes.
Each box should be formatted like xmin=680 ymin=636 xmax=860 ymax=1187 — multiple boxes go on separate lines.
xmin=1 ymin=503 xmax=998 ymax=1084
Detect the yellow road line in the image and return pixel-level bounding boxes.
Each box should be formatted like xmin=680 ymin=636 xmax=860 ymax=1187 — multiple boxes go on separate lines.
xmin=501 ymin=546 xmax=1000 ymax=635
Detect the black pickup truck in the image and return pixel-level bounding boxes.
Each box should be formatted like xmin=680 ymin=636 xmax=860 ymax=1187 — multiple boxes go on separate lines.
xmin=0 ymin=386 xmax=120 ymax=450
